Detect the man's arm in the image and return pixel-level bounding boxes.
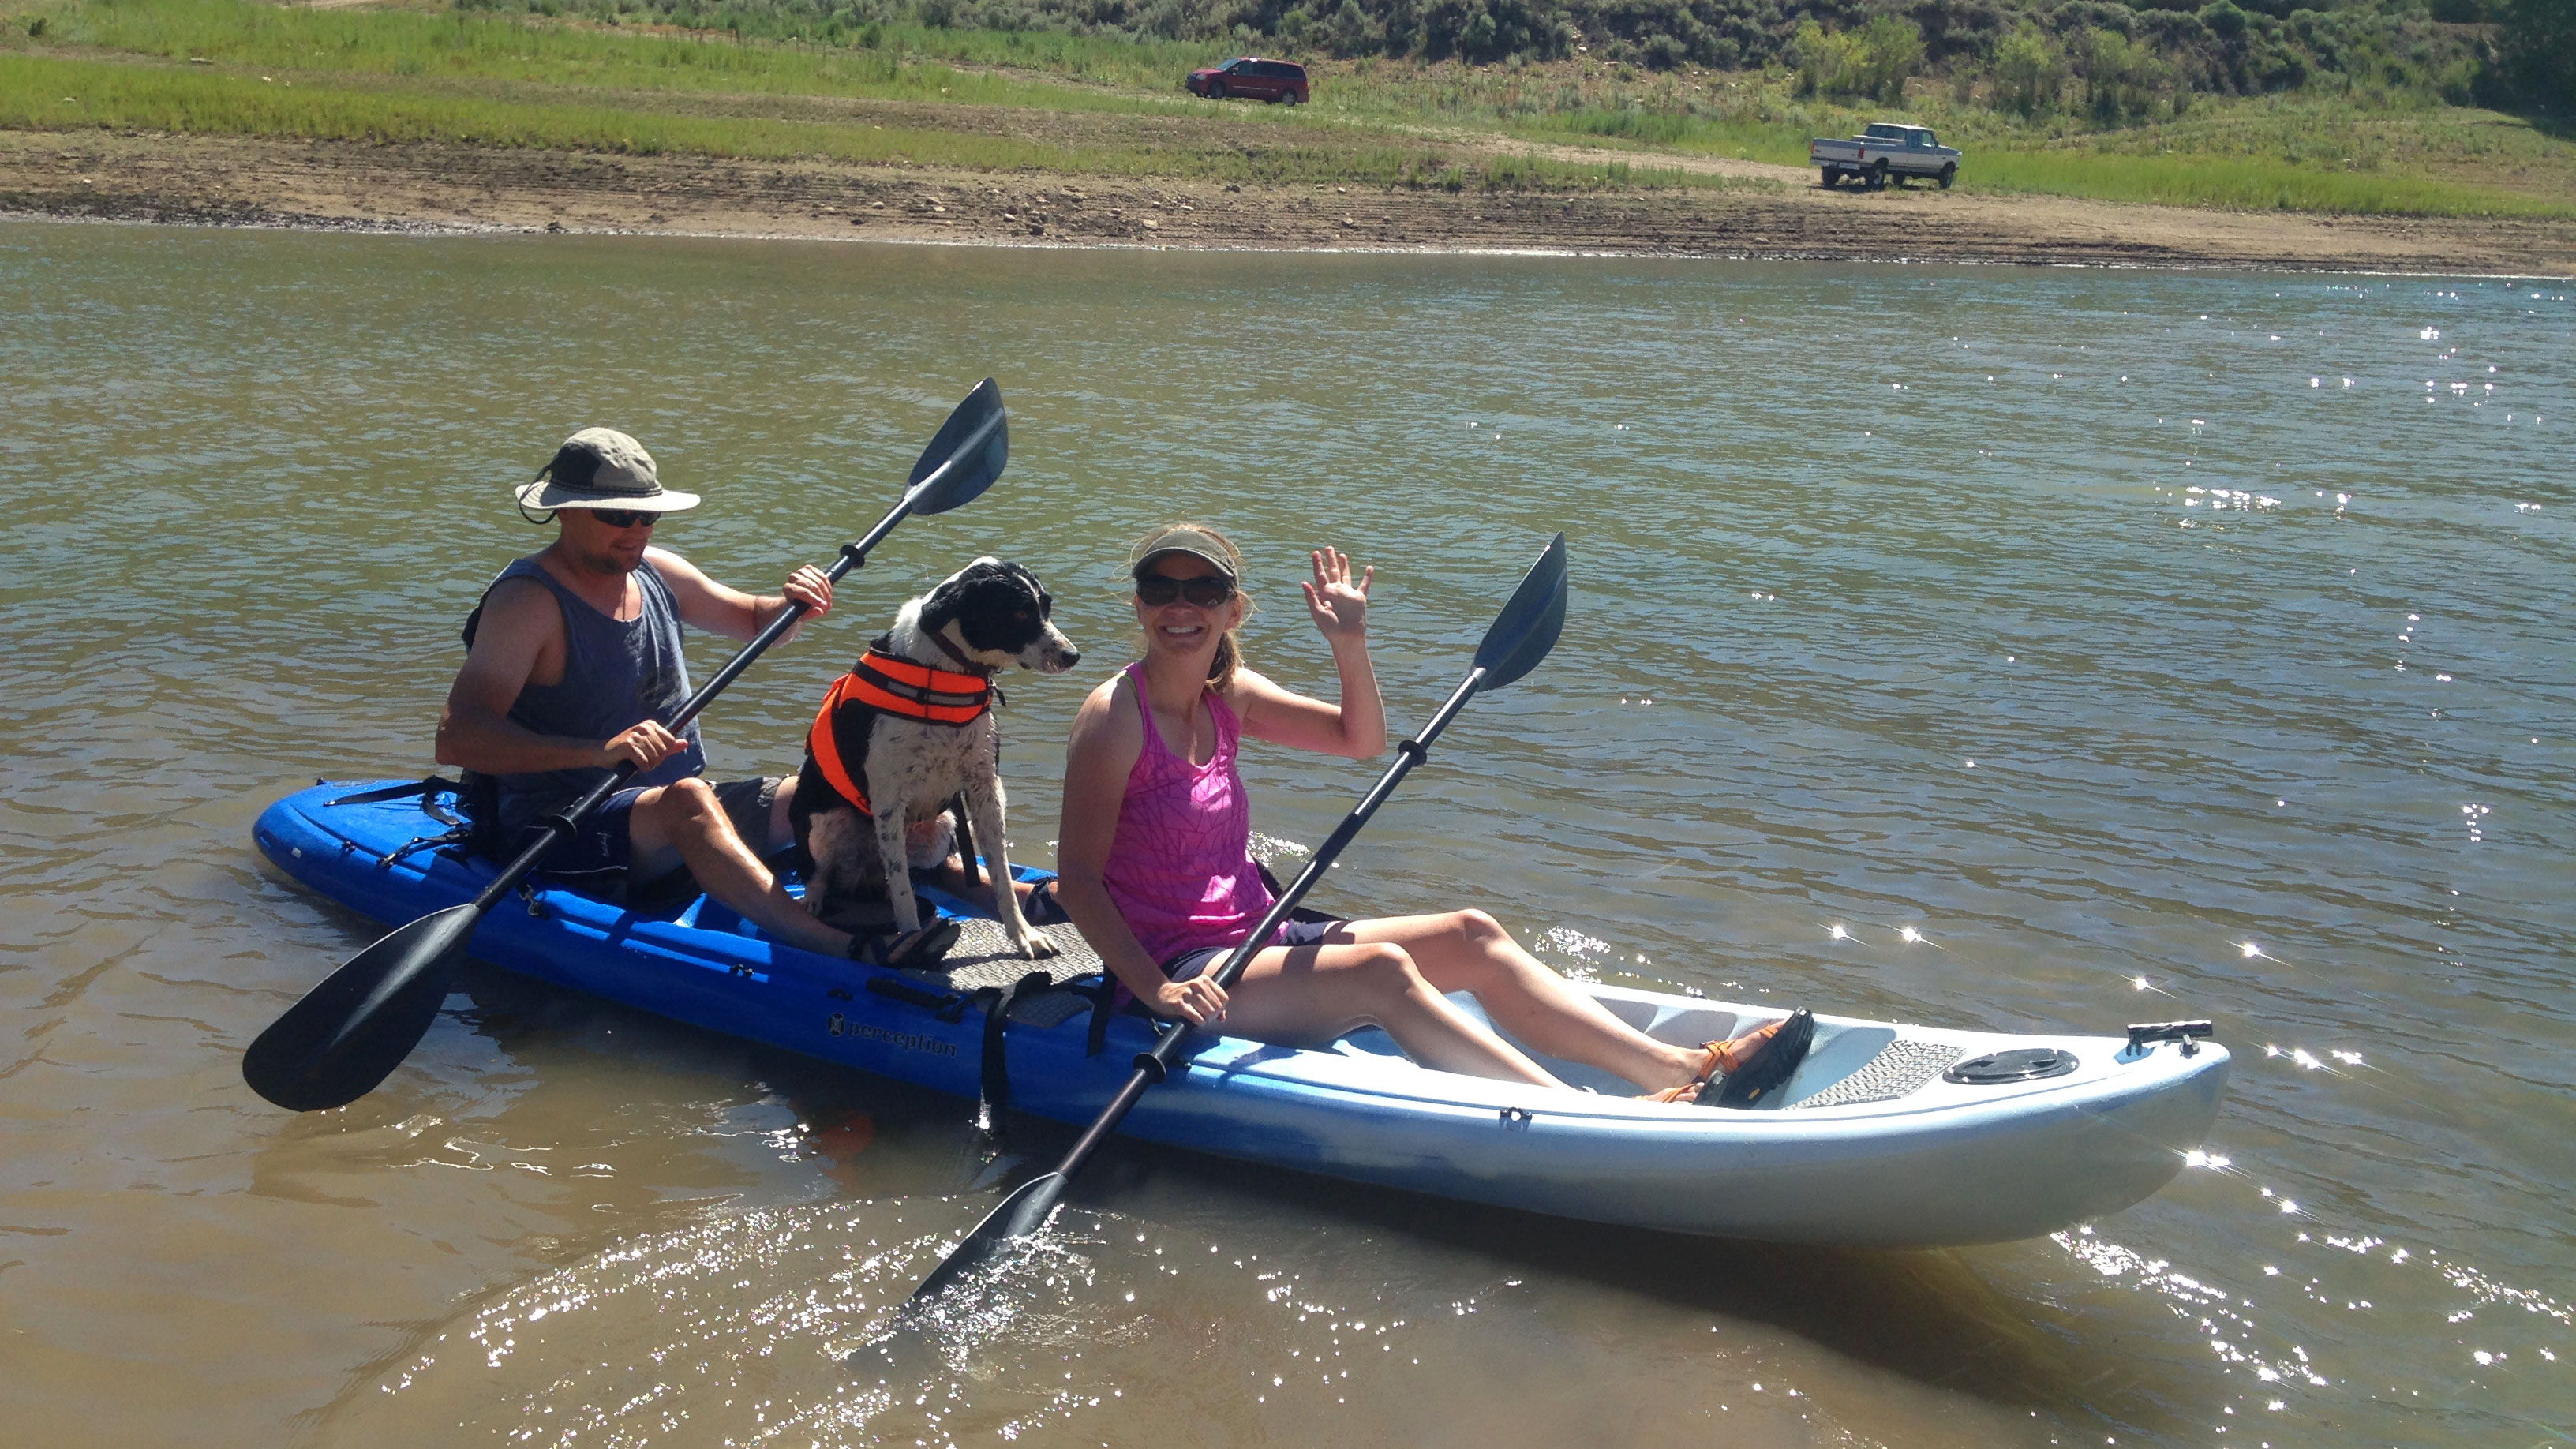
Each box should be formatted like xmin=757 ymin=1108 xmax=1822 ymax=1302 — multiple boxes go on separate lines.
xmin=648 ymin=545 xmax=833 ymax=645
xmin=433 ymin=578 xmax=682 ymax=774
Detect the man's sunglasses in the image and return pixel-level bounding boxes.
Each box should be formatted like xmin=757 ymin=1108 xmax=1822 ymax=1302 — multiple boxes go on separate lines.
xmin=586 ymin=508 xmax=660 ymax=529
xmin=1134 ymin=575 xmax=1235 ymax=608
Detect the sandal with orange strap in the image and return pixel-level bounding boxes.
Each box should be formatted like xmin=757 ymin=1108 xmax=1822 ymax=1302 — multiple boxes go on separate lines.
xmin=1649 ymin=1009 xmax=1816 ymax=1107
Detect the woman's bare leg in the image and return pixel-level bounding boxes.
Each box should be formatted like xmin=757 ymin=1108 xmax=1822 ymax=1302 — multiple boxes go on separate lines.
xmin=1215 ymin=940 xmax=1568 ymax=1088
xmin=1334 ymin=912 xmax=1703 ymax=1093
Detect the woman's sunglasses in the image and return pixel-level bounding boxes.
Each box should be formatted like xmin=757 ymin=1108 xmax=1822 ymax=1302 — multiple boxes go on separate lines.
xmin=1134 ymin=575 xmax=1235 ymax=608
xmin=586 ymin=508 xmax=660 ymax=529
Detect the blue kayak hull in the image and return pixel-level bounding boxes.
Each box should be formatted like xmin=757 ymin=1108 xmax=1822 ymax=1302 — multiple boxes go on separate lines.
xmin=253 ymin=782 xmax=2229 ymax=1247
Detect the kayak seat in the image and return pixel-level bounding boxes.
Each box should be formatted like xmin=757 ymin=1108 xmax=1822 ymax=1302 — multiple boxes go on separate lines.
xmin=1330 ymin=1027 xmax=1407 ymax=1059
xmin=1327 ymin=989 xmax=1500 ymax=1062
xmin=675 ymin=896 xmax=751 ymax=937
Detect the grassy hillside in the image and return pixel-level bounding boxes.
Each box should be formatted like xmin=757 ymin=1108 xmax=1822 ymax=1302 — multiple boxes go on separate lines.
xmin=446 ymin=0 xmax=2567 ymax=118
xmin=2 ymin=0 xmax=2568 ymax=215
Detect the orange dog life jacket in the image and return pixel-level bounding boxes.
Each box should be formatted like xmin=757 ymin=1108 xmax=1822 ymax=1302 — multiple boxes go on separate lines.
xmin=806 ymin=648 xmax=994 ymax=817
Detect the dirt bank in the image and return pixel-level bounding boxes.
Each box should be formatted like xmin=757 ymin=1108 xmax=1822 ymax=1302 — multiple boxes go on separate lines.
xmin=7 ymin=129 xmax=2572 ymax=275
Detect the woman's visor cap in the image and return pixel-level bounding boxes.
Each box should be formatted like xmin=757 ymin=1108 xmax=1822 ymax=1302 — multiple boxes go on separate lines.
xmin=1128 ymin=526 xmax=1237 ymax=582
xmin=514 ymin=427 xmax=701 ymax=515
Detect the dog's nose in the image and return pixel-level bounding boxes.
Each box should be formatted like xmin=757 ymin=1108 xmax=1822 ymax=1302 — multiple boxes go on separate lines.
xmin=1059 ymin=649 xmax=1083 ymax=668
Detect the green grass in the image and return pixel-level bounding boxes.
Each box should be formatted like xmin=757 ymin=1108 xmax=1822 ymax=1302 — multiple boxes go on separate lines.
xmin=0 ymin=50 xmax=1091 ymax=167
xmin=1500 ymin=77 xmax=2571 ymax=215
xmin=1969 ymin=146 xmax=2569 ymax=215
xmin=0 ymin=47 xmax=1705 ymax=189
xmin=1278 ymin=52 xmax=2575 ymax=214
xmin=0 ymin=0 xmax=1706 ymax=188
xmin=2 ymin=0 xmax=1209 ymax=113
xmin=1804 ymin=89 xmax=2576 ymax=216
xmin=1525 ymin=106 xmax=1813 ymax=165
xmin=2 ymin=0 xmax=2570 ymax=215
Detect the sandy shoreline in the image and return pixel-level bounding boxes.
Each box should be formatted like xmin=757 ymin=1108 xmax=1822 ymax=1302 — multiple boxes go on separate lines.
xmin=7 ymin=129 xmax=2573 ymax=275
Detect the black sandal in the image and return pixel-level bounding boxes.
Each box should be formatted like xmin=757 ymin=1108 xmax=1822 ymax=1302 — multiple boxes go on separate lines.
xmin=848 ymin=919 xmax=960 ymax=971
xmin=1020 ymin=878 xmax=1072 ymax=927
xmin=1712 ymin=1009 xmax=1815 ymax=1107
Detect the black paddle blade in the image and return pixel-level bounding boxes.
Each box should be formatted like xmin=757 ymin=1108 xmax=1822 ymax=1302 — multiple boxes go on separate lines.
xmin=905 ymin=379 xmax=1006 ymax=515
xmin=1471 ymin=532 xmax=1568 ymax=691
xmin=241 ymin=904 xmax=480 ymax=1111
xmin=908 ymin=1172 xmax=1066 ymax=1305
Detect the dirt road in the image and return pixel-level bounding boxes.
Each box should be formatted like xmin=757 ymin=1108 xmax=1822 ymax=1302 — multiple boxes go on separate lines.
xmin=7 ymin=129 xmax=2570 ymax=275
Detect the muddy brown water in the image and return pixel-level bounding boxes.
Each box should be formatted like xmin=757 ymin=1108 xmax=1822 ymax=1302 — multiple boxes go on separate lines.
xmin=1 ymin=223 xmax=2569 ymax=1447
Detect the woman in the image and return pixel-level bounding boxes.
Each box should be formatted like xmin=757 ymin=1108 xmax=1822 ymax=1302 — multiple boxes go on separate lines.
xmin=1050 ymin=524 xmax=1809 ymax=1104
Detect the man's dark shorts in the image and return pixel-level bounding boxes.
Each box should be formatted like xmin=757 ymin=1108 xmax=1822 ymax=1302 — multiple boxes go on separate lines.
xmin=530 ymin=776 xmax=781 ymax=882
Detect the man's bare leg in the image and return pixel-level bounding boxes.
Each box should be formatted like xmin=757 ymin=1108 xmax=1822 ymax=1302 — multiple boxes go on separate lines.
xmin=627 ymin=777 xmax=852 ymax=957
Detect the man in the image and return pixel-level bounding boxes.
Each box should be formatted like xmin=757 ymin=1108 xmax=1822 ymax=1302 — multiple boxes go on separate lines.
xmin=434 ymin=426 xmax=873 ymax=959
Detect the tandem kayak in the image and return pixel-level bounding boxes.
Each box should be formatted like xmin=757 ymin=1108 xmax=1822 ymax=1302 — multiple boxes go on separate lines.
xmin=253 ymin=780 xmax=2229 ymax=1249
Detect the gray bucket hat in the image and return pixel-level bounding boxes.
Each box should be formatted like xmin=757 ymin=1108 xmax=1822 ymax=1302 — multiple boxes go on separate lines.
xmin=514 ymin=428 xmax=700 ymax=515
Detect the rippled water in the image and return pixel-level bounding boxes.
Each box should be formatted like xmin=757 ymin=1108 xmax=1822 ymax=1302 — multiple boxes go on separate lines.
xmin=2 ymin=223 xmax=2569 ymax=1447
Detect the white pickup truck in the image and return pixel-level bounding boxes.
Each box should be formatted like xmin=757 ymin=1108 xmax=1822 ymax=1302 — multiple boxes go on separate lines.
xmin=1811 ymin=122 xmax=1962 ymax=190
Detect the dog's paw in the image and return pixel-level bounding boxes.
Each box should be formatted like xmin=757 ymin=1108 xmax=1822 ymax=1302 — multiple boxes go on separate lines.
xmin=1011 ymin=930 xmax=1061 ymax=960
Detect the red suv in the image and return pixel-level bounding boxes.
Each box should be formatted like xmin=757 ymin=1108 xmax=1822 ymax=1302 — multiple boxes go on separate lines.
xmin=1185 ymin=57 xmax=1309 ymax=105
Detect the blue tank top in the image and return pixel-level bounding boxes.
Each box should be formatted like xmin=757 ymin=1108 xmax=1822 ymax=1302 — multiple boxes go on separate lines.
xmin=481 ymin=553 xmax=706 ymax=839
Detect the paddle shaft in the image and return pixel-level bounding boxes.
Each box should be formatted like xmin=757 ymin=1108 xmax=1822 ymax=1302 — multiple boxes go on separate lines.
xmin=1048 ymin=667 xmax=1489 ymax=1181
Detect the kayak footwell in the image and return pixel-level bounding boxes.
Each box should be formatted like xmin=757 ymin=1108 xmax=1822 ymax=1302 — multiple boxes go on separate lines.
xmin=915 ymin=916 xmax=1103 ymax=998
xmin=1788 ymin=1038 xmax=1964 ymax=1109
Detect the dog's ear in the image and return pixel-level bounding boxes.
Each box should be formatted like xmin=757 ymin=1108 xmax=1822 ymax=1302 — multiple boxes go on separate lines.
xmin=924 ymin=559 xmax=1014 ymax=629
xmin=918 ymin=575 xmax=970 ymax=634
xmin=998 ymin=562 xmax=1054 ymax=618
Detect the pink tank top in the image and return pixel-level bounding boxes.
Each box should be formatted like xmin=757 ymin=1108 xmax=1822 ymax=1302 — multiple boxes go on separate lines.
xmin=1102 ymin=662 xmax=1277 ymax=963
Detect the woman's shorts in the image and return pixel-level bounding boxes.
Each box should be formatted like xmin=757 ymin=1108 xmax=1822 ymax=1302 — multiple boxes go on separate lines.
xmin=1118 ymin=918 xmax=1346 ymax=1017
xmin=1160 ymin=917 xmax=1344 ymax=985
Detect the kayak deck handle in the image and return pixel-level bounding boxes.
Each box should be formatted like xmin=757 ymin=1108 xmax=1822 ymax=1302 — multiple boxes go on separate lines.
xmin=2125 ymin=1020 xmax=2215 ymax=1058
xmin=867 ymin=975 xmax=968 ymax=1022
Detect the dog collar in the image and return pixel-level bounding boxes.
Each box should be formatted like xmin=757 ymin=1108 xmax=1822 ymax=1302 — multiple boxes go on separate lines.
xmin=923 ymin=627 xmax=996 ymax=679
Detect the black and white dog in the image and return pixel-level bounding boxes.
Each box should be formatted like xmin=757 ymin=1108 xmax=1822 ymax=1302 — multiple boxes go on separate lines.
xmin=790 ymin=558 xmax=1080 ymax=964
